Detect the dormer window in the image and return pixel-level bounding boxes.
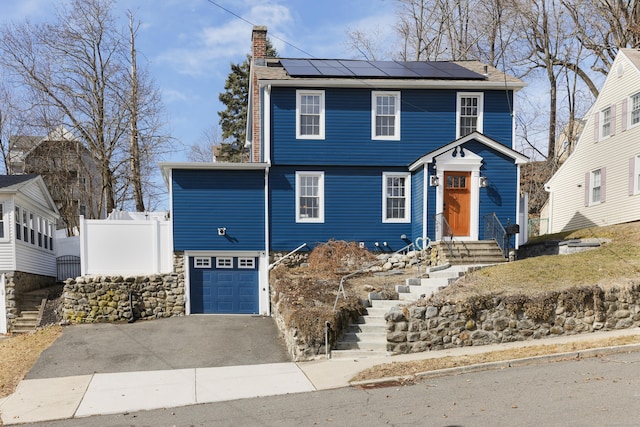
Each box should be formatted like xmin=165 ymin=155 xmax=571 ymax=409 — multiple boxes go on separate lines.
xmin=372 ymin=91 xmax=400 ymax=140
xmin=457 ymin=92 xmax=483 ymax=138
xmin=296 ymin=90 xmax=325 ymax=139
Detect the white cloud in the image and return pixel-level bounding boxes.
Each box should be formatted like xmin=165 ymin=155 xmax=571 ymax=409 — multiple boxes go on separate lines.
xmin=155 ymin=3 xmax=292 ymax=77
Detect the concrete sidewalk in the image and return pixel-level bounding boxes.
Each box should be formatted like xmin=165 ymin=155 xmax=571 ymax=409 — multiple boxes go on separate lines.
xmin=2 ymin=327 xmax=640 ymax=425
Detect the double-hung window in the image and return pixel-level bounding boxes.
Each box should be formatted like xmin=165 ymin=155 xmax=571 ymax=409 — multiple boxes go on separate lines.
xmin=296 ymin=171 xmax=324 ymax=223
xmin=15 ymin=206 xmax=21 ymax=241
xmin=372 ymin=91 xmax=400 ymax=140
xmin=457 ymin=93 xmax=483 ymax=138
xmin=590 ymin=168 xmax=602 ymax=205
xmin=631 ymin=93 xmax=640 ymax=127
xmin=296 ymin=90 xmax=325 ymax=139
xmin=601 ymin=107 xmax=612 ymax=138
xmin=0 ymin=203 xmax=5 ymax=240
xmin=383 ymin=172 xmax=410 ymax=223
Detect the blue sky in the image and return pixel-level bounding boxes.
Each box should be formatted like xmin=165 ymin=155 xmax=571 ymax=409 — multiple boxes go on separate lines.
xmin=0 ymin=0 xmax=397 ymax=161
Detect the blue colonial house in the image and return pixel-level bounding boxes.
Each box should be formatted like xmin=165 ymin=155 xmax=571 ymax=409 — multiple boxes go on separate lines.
xmin=160 ymin=26 xmax=528 ymax=316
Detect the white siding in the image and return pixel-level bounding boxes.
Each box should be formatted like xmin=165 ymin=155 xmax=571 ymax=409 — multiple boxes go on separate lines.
xmin=0 ymin=197 xmax=17 ymax=271
xmin=547 ymin=51 xmax=640 ymax=233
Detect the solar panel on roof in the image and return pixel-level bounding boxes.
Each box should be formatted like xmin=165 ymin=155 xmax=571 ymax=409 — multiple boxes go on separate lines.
xmin=280 ymin=59 xmax=486 ymax=80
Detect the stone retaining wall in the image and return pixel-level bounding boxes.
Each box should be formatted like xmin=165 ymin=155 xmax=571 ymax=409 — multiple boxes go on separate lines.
xmin=385 ymin=285 xmax=640 ymax=353
xmin=62 ymin=254 xmax=186 ymax=323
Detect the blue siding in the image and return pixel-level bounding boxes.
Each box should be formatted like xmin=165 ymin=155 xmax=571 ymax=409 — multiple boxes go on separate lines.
xmin=469 ymin=141 xmax=519 ymax=240
xmin=172 ymin=169 xmax=265 ymax=251
xmin=270 ymin=166 xmax=412 ymax=251
xmin=270 ymin=87 xmax=514 ymax=166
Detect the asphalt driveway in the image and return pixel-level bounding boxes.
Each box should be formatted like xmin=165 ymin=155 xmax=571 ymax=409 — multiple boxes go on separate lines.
xmin=26 ymin=315 xmax=290 ymax=380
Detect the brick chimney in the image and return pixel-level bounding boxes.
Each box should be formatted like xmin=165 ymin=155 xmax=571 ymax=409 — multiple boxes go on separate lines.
xmin=250 ymin=26 xmax=267 ymax=162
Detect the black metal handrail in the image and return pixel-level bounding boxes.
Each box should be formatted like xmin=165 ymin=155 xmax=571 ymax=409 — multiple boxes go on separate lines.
xmin=434 ymin=213 xmax=455 ymax=258
xmin=484 ymin=213 xmax=507 ymax=258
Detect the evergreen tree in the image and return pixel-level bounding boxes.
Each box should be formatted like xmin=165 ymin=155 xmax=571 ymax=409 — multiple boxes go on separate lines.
xmin=217 ymin=40 xmax=277 ymax=162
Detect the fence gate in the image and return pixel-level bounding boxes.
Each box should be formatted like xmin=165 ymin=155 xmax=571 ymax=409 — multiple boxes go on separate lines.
xmin=57 ymin=255 xmax=81 ymax=281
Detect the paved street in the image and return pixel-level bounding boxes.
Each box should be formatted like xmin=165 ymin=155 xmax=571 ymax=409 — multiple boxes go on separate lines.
xmin=23 ymin=348 xmax=640 ymax=426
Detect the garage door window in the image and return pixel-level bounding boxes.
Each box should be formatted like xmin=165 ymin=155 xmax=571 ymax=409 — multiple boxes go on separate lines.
xmin=216 ymin=257 xmax=233 ymax=268
xmin=238 ymin=258 xmax=255 ymax=269
xmin=194 ymin=257 xmax=211 ymax=268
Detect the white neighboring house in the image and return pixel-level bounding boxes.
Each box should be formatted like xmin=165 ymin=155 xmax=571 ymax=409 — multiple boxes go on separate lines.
xmin=0 ymin=174 xmax=60 ymax=278
xmin=545 ymin=49 xmax=640 ymax=234
xmin=0 ymin=174 xmax=60 ymax=332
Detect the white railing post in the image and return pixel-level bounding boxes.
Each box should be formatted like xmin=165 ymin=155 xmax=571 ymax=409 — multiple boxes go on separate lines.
xmin=79 ymin=215 xmax=87 ymax=276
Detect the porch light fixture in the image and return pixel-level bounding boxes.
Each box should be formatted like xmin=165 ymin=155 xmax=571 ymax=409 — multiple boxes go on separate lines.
xmin=479 ymin=176 xmax=488 ymax=188
xmin=429 ymin=175 xmax=439 ymax=187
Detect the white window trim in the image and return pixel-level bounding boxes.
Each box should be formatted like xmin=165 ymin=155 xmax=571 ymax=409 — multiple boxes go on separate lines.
xmin=238 ymin=258 xmax=256 ymax=269
xmin=194 ymin=257 xmax=212 ymax=268
xmin=295 ymin=171 xmax=325 ymax=223
xmin=456 ymin=92 xmax=484 ymax=139
xmin=371 ymin=91 xmax=401 ymax=141
xmin=216 ymin=257 xmax=233 ymax=269
xmin=590 ymin=168 xmax=602 ymax=205
xmin=0 ymin=202 xmax=8 ymax=242
xmin=296 ymin=90 xmax=325 ymax=140
xmin=382 ymin=172 xmax=411 ymax=223
xmin=600 ymin=107 xmax=611 ymax=139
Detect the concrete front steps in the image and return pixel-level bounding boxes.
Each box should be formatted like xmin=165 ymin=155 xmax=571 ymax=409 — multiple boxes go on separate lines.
xmin=331 ymin=264 xmax=474 ymax=359
xmin=12 ymin=290 xmax=48 ymax=334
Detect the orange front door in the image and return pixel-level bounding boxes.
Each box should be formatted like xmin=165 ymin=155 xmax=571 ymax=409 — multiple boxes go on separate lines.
xmin=444 ymin=171 xmax=471 ymax=236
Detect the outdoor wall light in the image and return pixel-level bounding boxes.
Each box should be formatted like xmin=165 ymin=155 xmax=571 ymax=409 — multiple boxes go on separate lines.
xmin=429 ymin=175 xmax=439 ymax=187
xmin=479 ymin=176 xmax=488 ymax=188
xmin=217 ymin=227 xmax=227 ymax=236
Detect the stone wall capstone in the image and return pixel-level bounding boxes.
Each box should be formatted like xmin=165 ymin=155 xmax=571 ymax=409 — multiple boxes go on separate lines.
xmin=385 ymin=284 xmax=640 ymax=353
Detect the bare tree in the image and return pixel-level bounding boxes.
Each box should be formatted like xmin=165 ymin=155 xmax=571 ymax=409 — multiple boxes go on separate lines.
xmin=0 ymin=0 xmax=170 ymax=219
xmin=187 ymin=126 xmax=224 ymax=162
xmin=127 ymin=11 xmax=144 ymax=212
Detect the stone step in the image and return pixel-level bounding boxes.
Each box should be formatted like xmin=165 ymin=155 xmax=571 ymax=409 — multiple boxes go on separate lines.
xmin=353 ymin=315 xmax=385 ymax=326
xmin=333 ymin=339 xmax=388 ymax=351
xmin=330 ymin=349 xmax=389 ymax=359
xmin=347 ymin=323 xmax=386 ymax=334
xmin=19 ymin=310 xmax=39 ymax=320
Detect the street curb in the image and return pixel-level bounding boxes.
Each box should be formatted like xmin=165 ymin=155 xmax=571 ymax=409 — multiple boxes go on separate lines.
xmin=349 ymin=343 xmax=640 ymax=387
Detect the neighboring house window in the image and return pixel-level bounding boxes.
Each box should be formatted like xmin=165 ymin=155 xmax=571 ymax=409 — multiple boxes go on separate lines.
xmin=296 ymin=171 xmax=324 ymax=223
xmin=601 ymin=107 xmax=611 ymax=138
xmin=194 ymin=257 xmax=211 ymax=268
xmin=48 ymin=222 xmax=53 ymax=251
xmin=372 ymin=91 xmax=400 ymax=140
xmin=382 ymin=172 xmax=411 ymax=223
xmin=29 ymin=213 xmax=35 ymax=244
xmin=44 ymin=219 xmax=48 ymax=249
xmin=38 ymin=217 xmax=43 ymax=247
xmin=22 ymin=210 xmax=28 ymax=243
xmin=296 ymin=90 xmax=325 ymax=139
xmin=457 ymin=92 xmax=483 ymax=138
xmin=15 ymin=207 xmax=21 ymax=241
xmin=631 ymin=93 xmax=640 ymax=127
xmin=216 ymin=257 xmax=233 ymax=269
xmin=238 ymin=258 xmax=255 ymax=269
xmin=0 ymin=203 xmax=5 ymax=240
xmin=587 ymin=168 xmax=606 ymax=205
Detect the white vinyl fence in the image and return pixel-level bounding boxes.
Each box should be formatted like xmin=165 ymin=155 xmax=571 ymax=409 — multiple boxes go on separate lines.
xmin=79 ymin=215 xmax=173 ymax=276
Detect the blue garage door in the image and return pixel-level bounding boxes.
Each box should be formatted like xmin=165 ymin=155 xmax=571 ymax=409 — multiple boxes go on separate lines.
xmin=190 ymin=256 xmax=259 ymax=314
